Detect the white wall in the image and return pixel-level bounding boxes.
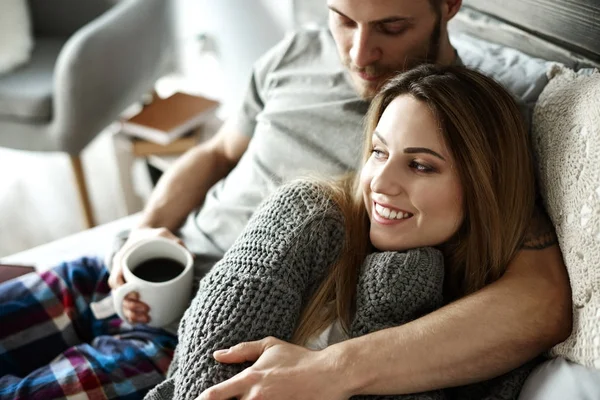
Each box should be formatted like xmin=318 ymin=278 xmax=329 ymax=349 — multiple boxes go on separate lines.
xmin=173 ymin=0 xmax=294 ymax=116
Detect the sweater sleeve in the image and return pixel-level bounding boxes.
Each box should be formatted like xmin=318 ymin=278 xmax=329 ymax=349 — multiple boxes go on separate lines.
xmin=348 ymin=249 xmax=541 ymax=400
xmin=350 ymin=248 xmax=445 ymax=337
xmin=145 ymin=181 xmax=345 ymax=400
xmin=350 ymin=248 xmax=447 ymax=400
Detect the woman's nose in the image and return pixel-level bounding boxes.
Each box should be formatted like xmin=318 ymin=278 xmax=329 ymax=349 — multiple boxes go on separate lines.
xmin=370 ymin=164 xmax=405 ymax=196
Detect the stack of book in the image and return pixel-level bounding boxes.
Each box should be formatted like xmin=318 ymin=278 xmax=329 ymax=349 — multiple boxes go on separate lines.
xmin=120 ymin=92 xmax=219 ymax=156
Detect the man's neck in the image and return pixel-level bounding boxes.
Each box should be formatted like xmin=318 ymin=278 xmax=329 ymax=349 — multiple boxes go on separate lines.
xmin=437 ymin=37 xmax=457 ymax=66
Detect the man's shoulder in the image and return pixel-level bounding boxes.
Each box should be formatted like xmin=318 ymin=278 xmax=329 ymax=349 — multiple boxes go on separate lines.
xmin=263 ymin=28 xmax=339 ymax=73
xmin=288 ymin=28 xmax=335 ymax=51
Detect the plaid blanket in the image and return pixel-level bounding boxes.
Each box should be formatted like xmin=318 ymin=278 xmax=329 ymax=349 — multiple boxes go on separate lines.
xmin=0 ymin=257 xmax=177 ymax=400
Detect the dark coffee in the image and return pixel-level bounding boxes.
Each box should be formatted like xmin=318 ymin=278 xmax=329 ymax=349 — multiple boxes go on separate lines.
xmin=132 ymin=258 xmax=185 ymax=283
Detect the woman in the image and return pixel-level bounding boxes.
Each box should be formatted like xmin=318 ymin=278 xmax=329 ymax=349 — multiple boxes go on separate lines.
xmin=145 ymin=64 xmax=538 ymax=400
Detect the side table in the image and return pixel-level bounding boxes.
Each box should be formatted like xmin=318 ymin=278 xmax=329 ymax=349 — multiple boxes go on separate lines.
xmin=111 ymin=114 xmax=223 ymax=216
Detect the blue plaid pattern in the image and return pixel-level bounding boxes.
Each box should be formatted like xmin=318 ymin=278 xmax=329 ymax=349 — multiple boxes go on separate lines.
xmin=0 ymin=257 xmax=177 ymax=400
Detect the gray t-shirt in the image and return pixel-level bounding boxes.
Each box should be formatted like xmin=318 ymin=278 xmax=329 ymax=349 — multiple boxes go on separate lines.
xmin=180 ymin=29 xmax=369 ymax=263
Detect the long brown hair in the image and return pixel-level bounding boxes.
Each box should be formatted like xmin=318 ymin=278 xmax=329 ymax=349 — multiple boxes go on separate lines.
xmin=292 ymin=64 xmax=536 ymax=345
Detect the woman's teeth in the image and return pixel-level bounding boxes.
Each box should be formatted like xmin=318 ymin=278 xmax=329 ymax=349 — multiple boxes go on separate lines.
xmin=375 ymin=203 xmax=412 ymax=220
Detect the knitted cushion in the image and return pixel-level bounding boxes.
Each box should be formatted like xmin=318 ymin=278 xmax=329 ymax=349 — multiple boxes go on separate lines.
xmin=531 ymin=65 xmax=600 ymax=368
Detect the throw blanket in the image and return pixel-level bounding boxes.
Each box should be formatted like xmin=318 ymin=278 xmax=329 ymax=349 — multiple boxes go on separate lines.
xmin=145 ymin=181 xmax=538 ymax=400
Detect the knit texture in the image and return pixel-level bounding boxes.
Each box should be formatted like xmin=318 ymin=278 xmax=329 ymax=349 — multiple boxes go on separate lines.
xmin=531 ymin=65 xmax=600 ymax=368
xmin=350 ymin=250 xmax=447 ymax=400
xmin=145 ymin=181 xmax=345 ymax=399
xmin=349 ymin=251 xmax=539 ymax=400
xmin=145 ymin=181 xmax=537 ymax=399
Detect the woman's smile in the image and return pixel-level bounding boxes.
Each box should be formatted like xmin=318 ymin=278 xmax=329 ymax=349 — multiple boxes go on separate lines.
xmin=372 ymin=201 xmax=414 ymax=225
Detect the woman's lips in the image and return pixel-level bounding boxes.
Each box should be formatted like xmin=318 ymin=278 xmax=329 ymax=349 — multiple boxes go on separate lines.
xmin=372 ymin=202 xmax=413 ymax=226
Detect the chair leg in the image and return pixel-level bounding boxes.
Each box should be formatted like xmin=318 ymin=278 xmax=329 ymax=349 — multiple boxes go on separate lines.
xmin=69 ymin=155 xmax=96 ymax=229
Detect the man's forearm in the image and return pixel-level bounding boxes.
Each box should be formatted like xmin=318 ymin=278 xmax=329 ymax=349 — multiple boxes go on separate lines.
xmin=138 ymin=142 xmax=233 ymax=232
xmin=330 ymin=246 xmax=572 ymax=396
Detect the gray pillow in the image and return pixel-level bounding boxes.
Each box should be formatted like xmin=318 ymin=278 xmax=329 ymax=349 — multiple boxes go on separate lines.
xmin=451 ymin=32 xmax=552 ymax=117
xmin=291 ymin=2 xmax=553 ymax=108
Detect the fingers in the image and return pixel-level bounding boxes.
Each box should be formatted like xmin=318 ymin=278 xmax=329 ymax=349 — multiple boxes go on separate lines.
xmin=123 ymin=307 xmax=151 ymax=324
xmin=197 ymin=371 xmax=251 ymax=400
xmin=107 ymin=254 xmax=125 ymax=290
xmin=213 ymin=337 xmax=277 ymax=364
xmin=122 ymin=293 xmax=151 ymax=324
xmin=107 ymin=270 xmax=124 ymax=290
xmin=155 ymin=227 xmax=187 ymax=248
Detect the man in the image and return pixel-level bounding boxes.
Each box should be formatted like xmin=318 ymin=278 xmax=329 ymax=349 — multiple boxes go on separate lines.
xmin=0 ymin=0 xmax=574 ymax=399
xmin=135 ymin=0 xmax=571 ymax=398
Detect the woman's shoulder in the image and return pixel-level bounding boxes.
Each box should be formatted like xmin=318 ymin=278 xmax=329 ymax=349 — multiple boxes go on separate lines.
xmin=264 ymin=179 xmax=343 ymax=220
xmin=272 ymin=179 xmax=333 ymax=203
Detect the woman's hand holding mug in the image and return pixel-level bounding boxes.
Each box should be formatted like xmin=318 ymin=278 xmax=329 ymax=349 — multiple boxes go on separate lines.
xmin=108 ymin=227 xmax=191 ymax=326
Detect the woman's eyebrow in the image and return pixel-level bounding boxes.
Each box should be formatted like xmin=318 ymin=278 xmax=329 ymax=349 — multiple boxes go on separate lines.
xmin=373 ymin=130 xmax=387 ymax=145
xmin=404 ymin=147 xmax=446 ymax=161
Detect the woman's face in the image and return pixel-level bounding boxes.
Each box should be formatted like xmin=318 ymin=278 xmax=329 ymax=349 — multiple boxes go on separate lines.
xmin=361 ymin=95 xmax=464 ymax=251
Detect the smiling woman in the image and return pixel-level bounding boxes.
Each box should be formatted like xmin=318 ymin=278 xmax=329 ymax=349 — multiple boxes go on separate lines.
xmin=145 ymin=64 xmax=538 ymax=400
xmin=293 ymin=64 xmax=536 ymax=347
xmin=361 ymin=95 xmax=464 ymax=253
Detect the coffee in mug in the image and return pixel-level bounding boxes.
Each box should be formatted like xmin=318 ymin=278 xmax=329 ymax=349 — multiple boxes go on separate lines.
xmin=112 ymin=237 xmax=194 ymax=328
xmin=132 ymin=258 xmax=185 ymax=282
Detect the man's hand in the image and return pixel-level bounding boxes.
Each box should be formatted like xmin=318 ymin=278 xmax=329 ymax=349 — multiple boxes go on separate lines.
xmin=197 ymin=337 xmax=349 ymax=400
xmin=108 ymin=227 xmax=185 ymax=324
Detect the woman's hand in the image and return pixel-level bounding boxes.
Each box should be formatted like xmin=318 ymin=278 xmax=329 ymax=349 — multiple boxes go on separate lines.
xmin=108 ymin=227 xmax=185 ymax=324
xmin=197 ymin=337 xmax=349 ymax=400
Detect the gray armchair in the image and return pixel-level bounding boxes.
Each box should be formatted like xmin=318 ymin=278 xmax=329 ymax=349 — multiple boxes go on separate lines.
xmin=0 ymin=0 xmax=174 ymax=228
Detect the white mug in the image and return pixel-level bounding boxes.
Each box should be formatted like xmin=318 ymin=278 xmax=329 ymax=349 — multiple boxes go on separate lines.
xmin=112 ymin=237 xmax=194 ymax=328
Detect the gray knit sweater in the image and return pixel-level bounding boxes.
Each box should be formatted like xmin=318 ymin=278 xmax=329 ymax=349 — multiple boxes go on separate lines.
xmin=144 ymin=181 xmax=537 ymax=400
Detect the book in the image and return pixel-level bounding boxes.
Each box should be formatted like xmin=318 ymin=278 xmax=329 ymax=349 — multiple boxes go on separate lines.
xmin=131 ymin=129 xmax=200 ymax=157
xmin=0 ymin=264 xmax=35 ymax=283
xmin=121 ymin=92 xmax=219 ymax=145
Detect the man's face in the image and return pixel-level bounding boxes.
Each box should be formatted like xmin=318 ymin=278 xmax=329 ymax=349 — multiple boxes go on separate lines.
xmin=328 ymin=0 xmax=441 ymax=99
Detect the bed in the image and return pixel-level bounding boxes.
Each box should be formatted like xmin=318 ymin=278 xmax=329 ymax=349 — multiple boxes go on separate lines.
xmin=2 ymin=1 xmax=600 ymax=398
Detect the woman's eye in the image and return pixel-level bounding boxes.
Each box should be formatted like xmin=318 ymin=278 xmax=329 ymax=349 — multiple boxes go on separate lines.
xmin=409 ymin=161 xmax=434 ymax=173
xmin=371 ymin=148 xmax=385 ymax=159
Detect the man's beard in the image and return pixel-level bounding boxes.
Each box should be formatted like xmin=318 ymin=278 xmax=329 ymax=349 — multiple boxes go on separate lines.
xmin=345 ymin=16 xmax=442 ymax=99
xmin=405 ymin=17 xmax=442 ymax=69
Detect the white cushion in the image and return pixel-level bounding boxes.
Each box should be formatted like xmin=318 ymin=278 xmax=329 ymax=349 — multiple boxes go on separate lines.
xmin=531 ymin=64 xmax=600 ymax=368
xmin=0 ymin=0 xmax=34 ymax=75
xmin=519 ymin=358 xmax=600 ymax=399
